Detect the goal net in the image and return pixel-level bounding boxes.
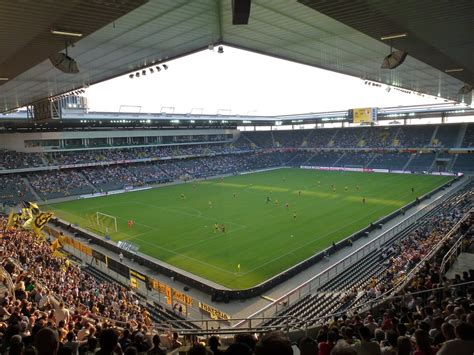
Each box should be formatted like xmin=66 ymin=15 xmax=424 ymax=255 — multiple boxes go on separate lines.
xmin=94 ymin=212 xmax=118 ymax=234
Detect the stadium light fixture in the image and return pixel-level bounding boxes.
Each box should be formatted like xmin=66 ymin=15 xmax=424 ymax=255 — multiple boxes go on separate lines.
xmin=218 ymin=46 xmax=224 ymax=54
xmin=155 ymin=66 xmax=161 ymax=72
xmin=149 ymin=68 xmax=154 ymax=74
xmin=142 ymin=70 xmax=146 ymax=76
xmin=163 ymin=64 xmax=168 ymax=70
xmin=445 ymin=68 xmax=464 ymax=73
xmin=135 ymin=72 xmax=140 ymax=78
xmin=129 ymin=74 xmax=134 ymax=79
xmin=50 ymin=52 xmax=79 ymax=74
xmin=458 ymin=84 xmax=473 ymax=95
xmin=380 ymin=33 xmax=408 ymax=41
xmin=381 ymin=50 xmax=408 ymax=69
xmin=51 ymin=29 xmax=83 ymax=37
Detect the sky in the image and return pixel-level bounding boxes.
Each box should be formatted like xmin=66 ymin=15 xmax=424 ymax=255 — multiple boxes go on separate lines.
xmin=86 ymin=46 xmax=446 ymax=116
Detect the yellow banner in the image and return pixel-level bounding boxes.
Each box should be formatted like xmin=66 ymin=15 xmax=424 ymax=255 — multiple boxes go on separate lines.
xmin=130 ymin=269 xmax=146 ymax=282
xmin=130 ymin=277 xmax=138 ymax=288
xmin=165 ymin=286 xmax=172 ymax=305
xmin=198 ymin=302 xmax=230 ymax=321
xmin=172 ymin=289 xmax=193 ymax=306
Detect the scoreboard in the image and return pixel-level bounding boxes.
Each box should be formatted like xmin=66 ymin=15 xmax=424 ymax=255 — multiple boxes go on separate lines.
xmin=348 ymin=108 xmax=378 ymax=123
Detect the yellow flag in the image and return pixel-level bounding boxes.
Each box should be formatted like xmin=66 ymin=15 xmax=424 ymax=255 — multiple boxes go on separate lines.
xmin=7 ymin=210 xmax=14 ymax=228
xmin=33 ymin=212 xmax=55 ymax=235
xmin=50 ymin=239 xmax=60 ymax=252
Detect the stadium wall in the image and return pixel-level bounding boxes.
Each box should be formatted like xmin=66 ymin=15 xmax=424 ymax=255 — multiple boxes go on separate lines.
xmin=47 ymin=174 xmax=462 ymax=302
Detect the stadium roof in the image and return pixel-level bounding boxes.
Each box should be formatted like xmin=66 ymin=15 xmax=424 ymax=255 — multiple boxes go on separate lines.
xmin=1 ymin=0 xmax=472 ymax=113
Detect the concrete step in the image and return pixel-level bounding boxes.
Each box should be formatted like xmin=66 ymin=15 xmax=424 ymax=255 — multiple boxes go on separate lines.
xmin=445 ymin=252 xmax=474 ymax=280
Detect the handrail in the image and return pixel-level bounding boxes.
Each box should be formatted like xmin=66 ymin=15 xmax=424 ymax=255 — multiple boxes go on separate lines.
xmin=440 ymin=208 xmax=473 ymax=276
xmin=369 ymin=207 xmax=472 ymax=310
xmin=233 ymin=179 xmax=465 ymax=328
xmin=397 ymin=210 xmax=470 ymax=288
xmin=143 ymin=281 xmax=474 ymax=335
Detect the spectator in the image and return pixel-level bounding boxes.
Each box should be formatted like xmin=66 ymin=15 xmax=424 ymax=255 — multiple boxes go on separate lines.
xmin=254 ymin=332 xmax=293 ymax=355
xmin=413 ymin=329 xmax=436 ymax=355
xmin=396 ymin=336 xmax=412 ymax=355
xmin=35 ymin=328 xmax=59 ymax=355
xmin=437 ymin=322 xmax=474 ymax=355
xmin=148 ymin=334 xmax=166 ymax=355
xmin=298 ymin=336 xmax=318 ymax=355
xmin=352 ymin=326 xmax=381 ymax=355
xmin=208 ymin=336 xmax=223 ymax=355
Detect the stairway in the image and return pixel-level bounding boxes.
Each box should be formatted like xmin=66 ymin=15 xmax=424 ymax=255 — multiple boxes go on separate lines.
xmin=402 ymin=154 xmax=415 ymax=171
xmin=454 ymin=123 xmax=468 ymax=148
xmin=328 ymin=129 xmax=340 ymax=147
xmin=365 ymin=153 xmax=379 ymax=168
xmin=22 ymin=177 xmax=42 ymax=202
xmin=429 ymin=125 xmax=440 ymax=146
xmin=79 ymin=171 xmax=99 ymax=193
xmin=447 ymin=154 xmax=458 ymax=172
xmin=240 ymin=132 xmax=260 ymax=148
xmin=332 ymin=152 xmax=346 ymax=167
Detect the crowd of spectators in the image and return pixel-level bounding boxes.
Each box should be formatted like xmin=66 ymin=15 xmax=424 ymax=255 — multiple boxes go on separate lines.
xmin=43 ymin=144 xmax=244 ymax=167
xmin=0 ymin=189 xmax=471 ymax=354
xmin=0 ymin=218 xmax=182 ymax=354
xmin=0 ymin=176 xmax=35 ymax=206
xmin=364 ymin=193 xmax=471 ymax=301
xmin=28 ymin=171 xmax=93 ymax=199
xmin=0 ymin=150 xmax=44 ymax=170
xmin=83 ymin=164 xmax=170 ymax=191
xmin=0 ymin=124 xmax=471 ymax=176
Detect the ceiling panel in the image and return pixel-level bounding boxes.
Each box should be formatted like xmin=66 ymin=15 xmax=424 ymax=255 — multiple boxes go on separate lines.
xmin=0 ymin=0 xmax=471 ymax=114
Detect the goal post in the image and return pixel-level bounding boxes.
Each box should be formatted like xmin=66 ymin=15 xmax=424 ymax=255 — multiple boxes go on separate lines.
xmin=95 ymin=212 xmax=118 ymax=234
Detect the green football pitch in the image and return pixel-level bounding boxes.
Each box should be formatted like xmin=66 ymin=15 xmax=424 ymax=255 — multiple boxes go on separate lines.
xmin=43 ymin=168 xmax=451 ymax=289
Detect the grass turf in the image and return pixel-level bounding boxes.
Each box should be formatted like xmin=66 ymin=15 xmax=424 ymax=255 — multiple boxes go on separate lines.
xmin=43 ymin=168 xmax=451 ymax=289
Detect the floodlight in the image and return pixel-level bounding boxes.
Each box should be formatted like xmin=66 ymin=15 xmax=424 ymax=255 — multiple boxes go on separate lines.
xmin=51 ymin=29 xmax=83 ymax=38
xmin=380 ymin=33 xmax=407 ymax=41
xmin=156 ymin=66 xmax=161 ymax=72
xmin=458 ymin=84 xmax=473 ymax=95
xmin=163 ymin=64 xmax=168 ymax=70
xmin=129 ymin=74 xmax=134 ymax=79
xmin=381 ymin=50 xmax=408 ymax=69
xmin=142 ymin=70 xmax=146 ymax=75
xmin=218 ymin=46 xmax=224 ymax=54
xmin=50 ymin=52 xmax=79 ymax=74
xmin=149 ymin=68 xmax=154 ymax=74
xmin=445 ymin=68 xmax=464 ymax=73
xmin=136 ymin=72 xmax=140 ymax=78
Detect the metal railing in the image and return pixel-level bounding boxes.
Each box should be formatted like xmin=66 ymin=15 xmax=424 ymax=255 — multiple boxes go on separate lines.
xmin=234 ymin=179 xmax=467 ymax=328
xmin=440 ymin=208 xmax=473 ymax=276
xmin=361 ymin=207 xmax=472 ymax=314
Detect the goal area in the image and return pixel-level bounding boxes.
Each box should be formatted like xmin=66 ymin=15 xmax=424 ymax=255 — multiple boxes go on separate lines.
xmin=93 ymin=212 xmax=118 ymax=234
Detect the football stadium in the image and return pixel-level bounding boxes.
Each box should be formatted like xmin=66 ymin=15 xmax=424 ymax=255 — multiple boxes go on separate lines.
xmin=0 ymin=1 xmax=473 ymax=354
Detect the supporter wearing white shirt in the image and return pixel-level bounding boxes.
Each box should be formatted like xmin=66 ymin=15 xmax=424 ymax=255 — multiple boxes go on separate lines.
xmin=56 ymin=301 xmax=70 ymax=326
